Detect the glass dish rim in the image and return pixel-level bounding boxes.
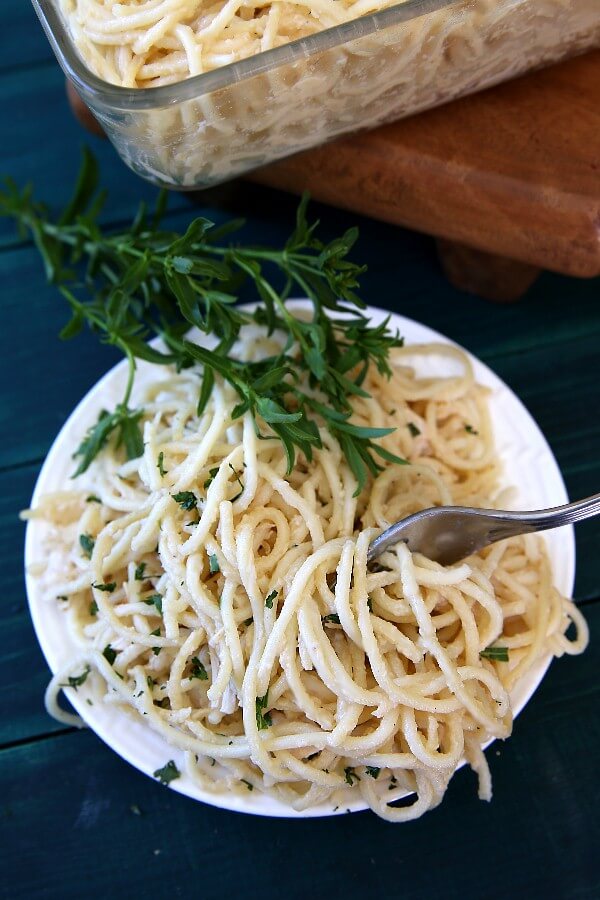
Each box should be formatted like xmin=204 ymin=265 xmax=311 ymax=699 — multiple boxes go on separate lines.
xmin=31 ymin=0 xmax=460 ymax=110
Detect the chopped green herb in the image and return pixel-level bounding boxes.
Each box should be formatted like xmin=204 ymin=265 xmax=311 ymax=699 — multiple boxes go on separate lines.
xmin=146 ymin=676 xmax=156 ymax=688
xmin=151 ymin=628 xmax=161 ymax=656
xmin=86 ymin=699 xmax=93 ymax=706
xmin=102 ymin=644 xmax=117 ymax=665
xmin=465 ymin=424 xmax=479 ymax=435
xmin=134 ymin=562 xmax=146 ymax=581
xmin=79 ymin=533 xmax=95 ymax=559
xmin=480 ymin=645 xmax=509 ymax=662
xmin=157 ymin=451 xmax=167 ymax=477
xmin=93 ymin=581 xmax=116 ymax=592
xmin=265 ymin=590 xmax=278 ymax=609
xmin=228 ymin=463 xmax=244 ymax=501
xmin=86 ymin=495 xmax=102 ymax=504
xmin=344 ymin=767 xmax=360 ymax=786
xmin=208 ymin=553 xmax=220 ymax=574
xmin=154 ymin=697 xmax=171 ymax=709
xmin=256 ymin=692 xmax=272 ymax=730
xmin=203 ymin=467 xmax=220 ymax=490
xmin=172 ymin=491 xmax=197 ymax=511
xmin=388 ymin=775 xmax=398 ymax=791
xmin=153 ymin=760 xmax=180 ymax=786
xmin=243 ymin=617 xmax=253 ymax=627
xmin=57 ymin=595 xmax=68 ymax=602
xmin=322 ymin=613 xmax=341 ymax=626
xmin=190 ymin=656 xmax=208 ymax=680
xmin=407 ymin=422 xmax=421 ymax=437
xmin=60 ymin=666 xmax=91 ymax=691
xmin=241 ymin=779 xmax=253 ymax=791
xmin=365 ymin=766 xmax=380 ymax=779
xmin=143 ymin=593 xmax=163 ymax=614
xmin=304 ymin=751 xmax=321 ymax=762
xmin=89 ymin=600 xmax=98 ymax=616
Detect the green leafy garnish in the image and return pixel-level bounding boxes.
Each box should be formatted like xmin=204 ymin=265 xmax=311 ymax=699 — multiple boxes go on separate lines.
xmin=102 ymin=644 xmax=117 ymax=665
xmin=89 ymin=600 xmax=98 ymax=616
xmin=61 ymin=666 xmax=91 ymax=691
xmin=265 ymin=590 xmax=278 ymax=609
xmin=172 ymin=491 xmax=197 ymax=511
xmin=93 ymin=581 xmax=116 ymax=592
xmin=480 ymin=645 xmax=509 ymax=662
xmin=228 ymin=463 xmax=244 ymax=501
xmin=143 ymin=593 xmax=163 ymax=614
xmin=134 ymin=562 xmax=146 ymax=581
xmin=150 ymin=628 xmax=161 ymax=655
xmin=365 ymin=766 xmax=380 ymax=779
xmin=256 ymin=692 xmax=272 ymax=730
xmin=0 ymin=150 xmax=408 ymax=493
xmin=407 ymin=422 xmax=420 ymax=437
xmin=79 ymin=533 xmax=95 ymax=559
xmin=86 ymin=495 xmax=102 ymax=503
xmin=344 ymin=767 xmax=360 ymax=786
xmin=465 ymin=424 xmax=479 ymax=435
xmin=241 ymin=779 xmax=253 ymax=791
xmin=157 ymin=451 xmax=167 ymax=477
xmin=153 ymin=760 xmax=180 ymax=786
xmin=322 ymin=613 xmax=341 ymax=626
xmin=190 ymin=656 xmax=208 ymax=680
xmin=208 ymin=553 xmax=220 ymax=574
xmin=203 ymin=467 xmax=219 ymax=490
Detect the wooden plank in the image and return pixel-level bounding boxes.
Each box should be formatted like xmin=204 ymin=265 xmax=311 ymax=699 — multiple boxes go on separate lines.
xmin=0 ymin=65 xmax=193 ymax=250
xmin=0 ymin=463 xmax=67 ymax=745
xmin=0 ymin=2 xmax=52 ymax=72
xmin=1 ymin=601 xmax=599 ymax=899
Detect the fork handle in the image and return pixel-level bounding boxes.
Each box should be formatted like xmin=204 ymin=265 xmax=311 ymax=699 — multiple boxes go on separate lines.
xmin=514 ymin=492 xmax=600 ymax=531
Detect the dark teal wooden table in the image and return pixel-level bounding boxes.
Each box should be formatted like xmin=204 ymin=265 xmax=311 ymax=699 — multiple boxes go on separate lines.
xmin=2 ymin=6 xmax=600 ymax=897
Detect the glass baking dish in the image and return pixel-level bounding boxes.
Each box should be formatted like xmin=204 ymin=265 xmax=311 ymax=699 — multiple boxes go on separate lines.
xmin=32 ymin=0 xmax=600 ymax=190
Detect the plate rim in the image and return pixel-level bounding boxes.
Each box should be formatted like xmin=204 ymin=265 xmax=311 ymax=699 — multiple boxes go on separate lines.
xmin=24 ymin=304 xmax=575 ymax=818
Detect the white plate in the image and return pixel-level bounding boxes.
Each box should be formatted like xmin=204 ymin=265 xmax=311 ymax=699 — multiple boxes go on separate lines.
xmin=25 ymin=305 xmax=574 ymax=817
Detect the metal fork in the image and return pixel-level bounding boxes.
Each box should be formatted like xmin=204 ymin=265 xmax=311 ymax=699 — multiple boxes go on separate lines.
xmin=367 ymin=492 xmax=600 ymax=566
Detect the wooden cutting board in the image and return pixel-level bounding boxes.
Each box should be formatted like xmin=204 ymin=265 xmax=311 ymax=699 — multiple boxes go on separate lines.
xmin=68 ymin=50 xmax=600 ymax=300
xmin=250 ymin=50 xmax=600 ymax=300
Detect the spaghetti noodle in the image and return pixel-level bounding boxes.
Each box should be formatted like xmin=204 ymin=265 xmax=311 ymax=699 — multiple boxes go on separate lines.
xmin=26 ymin=335 xmax=588 ymax=821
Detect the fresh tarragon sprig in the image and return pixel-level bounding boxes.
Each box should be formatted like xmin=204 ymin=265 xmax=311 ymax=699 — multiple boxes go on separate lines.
xmin=0 ymin=149 xmax=406 ymax=492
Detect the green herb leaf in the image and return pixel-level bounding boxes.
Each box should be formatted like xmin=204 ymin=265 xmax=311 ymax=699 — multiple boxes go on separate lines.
xmin=322 ymin=613 xmax=341 ymax=626
xmin=190 ymin=656 xmax=208 ymax=680
xmin=153 ymin=760 xmax=180 ymax=785
xmin=134 ymin=562 xmax=146 ymax=581
xmin=203 ymin=466 xmax=220 ymax=490
xmin=79 ymin=533 xmax=95 ymax=559
xmin=157 ymin=451 xmax=167 ymax=477
xmin=344 ymin=766 xmax=360 ymax=786
xmin=61 ymin=665 xmax=91 ymax=691
xmin=102 ymin=644 xmax=117 ymax=665
xmin=407 ymin=422 xmax=421 ymax=437
xmin=465 ymin=424 xmax=479 ymax=435
xmin=256 ymin=692 xmax=272 ymax=730
xmin=86 ymin=495 xmax=102 ymax=504
xmin=143 ymin=593 xmax=163 ymax=614
xmin=480 ymin=645 xmax=509 ymax=662
xmin=265 ymin=590 xmax=278 ymax=609
xmin=241 ymin=779 xmax=253 ymax=791
xmin=172 ymin=491 xmax=197 ymax=511
xmin=93 ymin=581 xmax=116 ymax=592
xmin=365 ymin=766 xmax=380 ymax=779
xmin=208 ymin=553 xmax=220 ymax=574
xmin=89 ymin=600 xmax=98 ymax=616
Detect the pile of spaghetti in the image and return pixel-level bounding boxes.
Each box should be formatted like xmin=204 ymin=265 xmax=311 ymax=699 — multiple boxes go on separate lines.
xmin=28 ymin=338 xmax=587 ymax=821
